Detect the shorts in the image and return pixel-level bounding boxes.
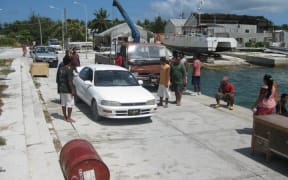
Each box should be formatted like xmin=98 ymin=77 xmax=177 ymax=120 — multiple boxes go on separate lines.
xmin=157 ymin=84 xmax=171 ymax=98
xmin=216 ymin=92 xmax=232 ymax=102
xmin=60 ymin=93 xmax=74 ymax=108
xmin=192 ymin=76 xmax=200 ymax=85
xmin=170 ymin=83 xmax=184 ymax=93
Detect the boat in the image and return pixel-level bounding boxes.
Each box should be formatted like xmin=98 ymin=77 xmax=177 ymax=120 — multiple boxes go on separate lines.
xmin=161 ymin=27 xmax=237 ymax=54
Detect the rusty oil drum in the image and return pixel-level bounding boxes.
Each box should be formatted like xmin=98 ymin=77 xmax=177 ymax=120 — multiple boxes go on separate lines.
xmin=59 ymin=139 xmax=110 ymax=180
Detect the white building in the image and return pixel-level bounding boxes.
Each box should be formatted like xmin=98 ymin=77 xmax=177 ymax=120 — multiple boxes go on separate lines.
xmin=164 ymin=14 xmax=272 ymax=48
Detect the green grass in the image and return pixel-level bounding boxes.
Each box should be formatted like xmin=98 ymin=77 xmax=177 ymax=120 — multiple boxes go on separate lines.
xmin=0 ymin=59 xmax=13 ymax=66
xmin=33 ymin=79 xmax=41 ymax=89
xmin=0 ymin=136 xmax=6 ymax=146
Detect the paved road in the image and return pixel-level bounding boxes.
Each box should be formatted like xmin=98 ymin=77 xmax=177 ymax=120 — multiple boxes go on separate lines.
xmin=0 ymin=48 xmax=287 ymax=180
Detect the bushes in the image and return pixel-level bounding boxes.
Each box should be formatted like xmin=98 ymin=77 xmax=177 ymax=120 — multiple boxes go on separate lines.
xmin=0 ymin=38 xmax=17 ymax=47
xmin=245 ymin=41 xmax=269 ymax=48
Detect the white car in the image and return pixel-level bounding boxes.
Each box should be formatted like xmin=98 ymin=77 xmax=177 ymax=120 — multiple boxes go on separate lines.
xmin=73 ymin=64 xmax=157 ymax=121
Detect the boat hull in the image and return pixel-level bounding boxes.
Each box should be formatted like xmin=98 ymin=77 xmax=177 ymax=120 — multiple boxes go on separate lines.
xmin=162 ymin=34 xmax=237 ymax=54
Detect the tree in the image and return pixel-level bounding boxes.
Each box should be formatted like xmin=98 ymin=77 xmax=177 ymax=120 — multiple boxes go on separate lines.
xmin=90 ymin=8 xmax=110 ymax=33
xmin=151 ymin=16 xmax=166 ymax=33
xmin=66 ymin=19 xmax=85 ymax=41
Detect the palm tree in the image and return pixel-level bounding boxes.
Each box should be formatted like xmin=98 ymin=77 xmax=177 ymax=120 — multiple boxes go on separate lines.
xmin=66 ymin=19 xmax=85 ymax=41
xmin=90 ymin=8 xmax=110 ymax=33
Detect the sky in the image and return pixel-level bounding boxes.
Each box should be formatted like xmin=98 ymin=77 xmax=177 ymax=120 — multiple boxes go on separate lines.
xmin=0 ymin=0 xmax=287 ymax=25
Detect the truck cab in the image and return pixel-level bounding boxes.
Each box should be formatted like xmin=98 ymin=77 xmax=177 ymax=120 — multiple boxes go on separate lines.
xmin=95 ymin=42 xmax=172 ymax=87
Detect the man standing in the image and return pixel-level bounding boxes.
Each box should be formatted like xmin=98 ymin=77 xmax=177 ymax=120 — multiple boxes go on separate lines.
xmin=191 ymin=55 xmax=201 ymax=96
xmin=57 ymin=49 xmax=71 ymax=94
xmin=71 ymin=47 xmax=80 ymax=71
xmin=115 ymin=53 xmax=123 ymax=66
xmin=170 ymin=54 xmax=187 ymax=106
xmin=21 ymin=42 xmax=27 ymax=57
xmin=157 ymin=57 xmax=170 ymax=108
xmin=58 ymin=57 xmax=75 ymax=122
xmin=215 ymin=76 xmax=235 ymax=110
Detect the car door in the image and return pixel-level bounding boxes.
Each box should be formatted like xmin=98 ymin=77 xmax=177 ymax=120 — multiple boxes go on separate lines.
xmin=76 ymin=67 xmax=93 ymax=104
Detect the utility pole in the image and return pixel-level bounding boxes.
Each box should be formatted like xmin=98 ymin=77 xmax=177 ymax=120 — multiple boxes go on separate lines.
xmin=49 ymin=5 xmax=65 ymax=51
xmin=38 ymin=14 xmax=43 ymax=45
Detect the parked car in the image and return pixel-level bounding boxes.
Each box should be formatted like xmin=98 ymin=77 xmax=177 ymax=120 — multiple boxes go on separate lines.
xmin=73 ymin=64 xmax=157 ymax=121
xmin=32 ymin=46 xmax=58 ymax=68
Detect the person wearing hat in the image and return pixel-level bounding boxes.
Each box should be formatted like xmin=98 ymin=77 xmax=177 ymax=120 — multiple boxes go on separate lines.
xmin=215 ymin=76 xmax=235 ymax=110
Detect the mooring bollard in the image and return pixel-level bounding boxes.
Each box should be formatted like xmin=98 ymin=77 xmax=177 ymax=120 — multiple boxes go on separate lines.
xmin=59 ymin=139 xmax=110 ymax=180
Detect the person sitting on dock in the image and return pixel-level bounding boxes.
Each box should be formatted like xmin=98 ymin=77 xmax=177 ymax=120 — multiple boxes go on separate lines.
xmin=215 ymin=76 xmax=235 ymax=110
xmin=252 ymin=74 xmax=277 ymax=115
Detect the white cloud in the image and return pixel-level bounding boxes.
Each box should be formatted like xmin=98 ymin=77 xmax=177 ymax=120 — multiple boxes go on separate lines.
xmin=149 ymin=0 xmax=288 ymax=19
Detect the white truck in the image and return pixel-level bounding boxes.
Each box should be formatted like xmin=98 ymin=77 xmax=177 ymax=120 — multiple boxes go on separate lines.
xmin=48 ymin=38 xmax=62 ymax=51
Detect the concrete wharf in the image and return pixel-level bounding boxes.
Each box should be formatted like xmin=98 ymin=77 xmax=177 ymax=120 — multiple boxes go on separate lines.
xmin=0 ymin=48 xmax=288 ymax=180
xmin=222 ymin=51 xmax=288 ymax=67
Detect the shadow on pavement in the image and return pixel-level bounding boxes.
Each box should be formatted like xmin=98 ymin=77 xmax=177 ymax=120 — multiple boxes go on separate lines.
xmin=50 ymin=112 xmax=65 ymax=121
xmin=235 ymin=128 xmax=252 ymax=135
xmin=75 ymin=101 xmax=153 ymax=126
xmin=235 ymin=147 xmax=288 ymax=177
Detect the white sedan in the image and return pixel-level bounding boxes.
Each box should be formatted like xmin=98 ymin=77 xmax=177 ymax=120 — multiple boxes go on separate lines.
xmin=73 ymin=64 xmax=157 ymax=121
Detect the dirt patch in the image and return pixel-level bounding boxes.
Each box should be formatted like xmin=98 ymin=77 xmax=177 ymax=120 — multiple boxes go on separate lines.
xmin=53 ymin=138 xmax=62 ymax=152
xmin=0 ymin=59 xmax=13 ymax=115
xmin=0 ymin=125 xmax=9 ymax=132
xmin=0 ymin=59 xmax=13 ymax=145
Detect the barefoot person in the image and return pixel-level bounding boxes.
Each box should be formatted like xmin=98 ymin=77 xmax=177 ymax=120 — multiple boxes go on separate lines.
xmin=170 ymin=53 xmax=187 ymax=106
xmin=215 ymin=76 xmax=235 ymax=110
xmin=58 ymin=57 xmax=75 ymax=122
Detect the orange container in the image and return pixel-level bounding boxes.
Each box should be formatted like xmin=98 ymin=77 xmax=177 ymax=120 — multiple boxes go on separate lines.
xmin=60 ymin=139 xmax=110 ymax=180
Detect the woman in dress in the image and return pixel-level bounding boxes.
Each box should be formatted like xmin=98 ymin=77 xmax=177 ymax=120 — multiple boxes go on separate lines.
xmin=252 ymin=74 xmax=277 ymax=115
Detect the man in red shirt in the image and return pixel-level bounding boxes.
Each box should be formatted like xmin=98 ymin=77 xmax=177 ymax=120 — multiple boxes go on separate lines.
xmin=115 ymin=53 xmax=123 ymax=66
xmin=215 ymin=76 xmax=235 ymax=110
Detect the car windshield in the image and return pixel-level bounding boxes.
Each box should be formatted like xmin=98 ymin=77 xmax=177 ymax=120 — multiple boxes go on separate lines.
xmin=94 ymin=70 xmax=139 ymax=87
xmin=36 ymin=47 xmax=55 ymax=53
xmin=128 ymin=45 xmax=167 ymax=59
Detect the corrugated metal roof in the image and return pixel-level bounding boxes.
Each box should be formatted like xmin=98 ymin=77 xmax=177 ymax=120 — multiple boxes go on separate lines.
xmin=169 ymin=19 xmax=187 ymax=27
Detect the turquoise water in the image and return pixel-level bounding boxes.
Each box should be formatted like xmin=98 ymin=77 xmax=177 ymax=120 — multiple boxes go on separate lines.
xmin=186 ymin=66 xmax=288 ymax=109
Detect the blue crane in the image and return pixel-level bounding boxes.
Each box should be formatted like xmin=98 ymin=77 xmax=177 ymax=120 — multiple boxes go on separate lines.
xmin=113 ymin=0 xmax=140 ymax=43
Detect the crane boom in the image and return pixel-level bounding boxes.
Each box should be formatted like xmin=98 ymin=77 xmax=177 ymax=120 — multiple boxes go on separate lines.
xmin=113 ymin=0 xmax=140 ymax=42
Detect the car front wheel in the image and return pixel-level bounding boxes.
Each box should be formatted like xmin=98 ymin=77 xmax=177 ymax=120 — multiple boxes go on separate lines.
xmin=91 ymin=100 xmax=101 ymax=121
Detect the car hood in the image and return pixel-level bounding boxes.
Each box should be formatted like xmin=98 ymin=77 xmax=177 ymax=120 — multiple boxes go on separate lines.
xmin=95 ymin=86 xmax=155 ymax=103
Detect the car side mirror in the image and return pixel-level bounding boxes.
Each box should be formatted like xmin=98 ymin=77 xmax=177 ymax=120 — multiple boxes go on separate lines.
xmin=138 ymin=80 xmax=143 ymax=85
xmin=84 ymin=80 xmax=93 ymax=86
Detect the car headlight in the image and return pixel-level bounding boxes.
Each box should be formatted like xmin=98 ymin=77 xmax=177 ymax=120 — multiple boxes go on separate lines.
xmin=146 ymin=99 xmax=156 ymax=105
xmin=101 ymin=100 xmax=121 ymax=106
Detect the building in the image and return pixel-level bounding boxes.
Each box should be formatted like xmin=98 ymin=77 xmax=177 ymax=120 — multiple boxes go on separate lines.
xmin=93 ymin=23 xmax=152 ymax=51
xmin=164 ymin=13 xmax=274 ymax=48
xmin=272 ymin=30 xmax=288 ymax=48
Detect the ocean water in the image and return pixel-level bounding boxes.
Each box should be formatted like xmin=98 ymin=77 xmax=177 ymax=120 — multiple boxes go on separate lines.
xmin=186 ymin=65 xmax=288 ymax=109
